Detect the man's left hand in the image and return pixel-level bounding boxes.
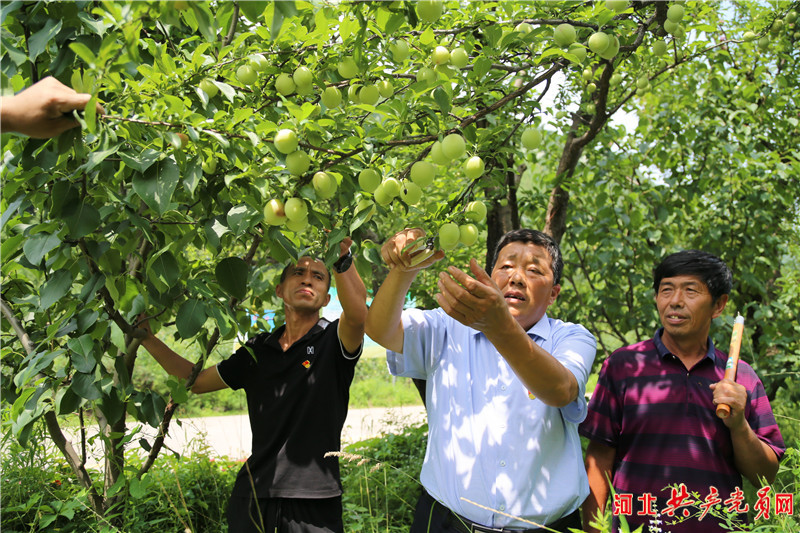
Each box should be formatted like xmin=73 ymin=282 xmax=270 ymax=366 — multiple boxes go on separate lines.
xmin=710 ymin=379 xmax=748 ymax=429
xmin=435 ymin=258 xmax=512 ymax=333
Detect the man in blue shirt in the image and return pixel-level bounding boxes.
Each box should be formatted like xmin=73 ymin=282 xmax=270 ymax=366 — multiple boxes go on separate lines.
xmin=366 ymin=228 xmax=596 ymax=532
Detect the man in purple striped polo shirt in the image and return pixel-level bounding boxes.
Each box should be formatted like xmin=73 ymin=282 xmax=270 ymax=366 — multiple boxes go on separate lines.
xmin=579 ymin=250 xmax=785 ymax=533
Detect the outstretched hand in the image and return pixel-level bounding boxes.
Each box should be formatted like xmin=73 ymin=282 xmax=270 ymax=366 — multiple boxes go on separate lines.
xmin=435 ymin=258 xmax=512 ymax=333
xmin=0 ymin=76 xmax=105 ymax=139
xmin=380 ymin=228 xmax=445 ymax=272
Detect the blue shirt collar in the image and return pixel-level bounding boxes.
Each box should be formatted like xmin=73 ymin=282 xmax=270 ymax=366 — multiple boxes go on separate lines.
xmin=654 ymin=327 xmax=716 ymax=362
xmin=472 ymin=312 xmax=551 ymax=341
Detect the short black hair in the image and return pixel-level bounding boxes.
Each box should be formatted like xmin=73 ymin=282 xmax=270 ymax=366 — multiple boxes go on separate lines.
xmin=491 ymin=229 xmax=563 ymax=285
xmin=279 ymin=257 xmax=332 ymax=290
xmin=653 ymin=250 xmax=732 ymax=302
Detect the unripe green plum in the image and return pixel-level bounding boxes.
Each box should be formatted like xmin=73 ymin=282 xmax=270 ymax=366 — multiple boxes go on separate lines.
xmin=286 ymin=151 xmax=311 ymax=176
xmin=757 ymin=35 xmax=770 ymax=51
xmin=390 ymin=40 xmax=410 ymax=62
xmin=636 ymin=76 xmax=650 ymax=90
xmin=377 ymin=80 xmax=393 ymax=98
xmin=200 ymin=79 xmax=219 ymax=98
xmin=652 ymin=40 xmax=668 ymax=56
xmin=438 ymin=222 xmax=460 ymax=250
xmin=416 ymin=67 xmax=436 ymax=83
xmin=441 ymin=133 xmax=466 ymax=160
xmin=337 ymin=57 xmax=359 ymax=79
xmin=609 ymin=73 xmax=623 ymax=86
xmin=664 ymin=19 xmax=679 ymax=35
xmin=236 ymin=65 xmax=258 ymax=85
xmin=400 ymin=181 xmax=423 ymax=205
xmin=274 ymin=129 xmax=299 ymax=154
xmin=382 ymin=177 xmax=402 ymax=198
xmin=605 ymin=0 xmax=628 ymax=13
xmin=430 ymin=141 xmax=450 ymax=165
xmin=293 ymin=66 xmax=313 ymax=88
xmin=521 ymin=128 xmax=543 ymax=150
xmin=582 ymin=68 xmax=594 ymax=81
xmin=275 ymin=73 xmax=296 ymax=95
xmin=284 ymin=197 xmax=308 ymax=221
xmin=285 ymin=216 xmax=309 ymax=233
xmin=313 ymin=171 xmax=337 ymax=199
xmin=450 ymin=47 xmax=469 ymax=68
xmin=373 ymin=183 xmax=393 ymax=206
xmin=410 ymin=161 xmax=436 ymax=187
xmin=416 ymin=0 xmax=444 ymax=23
xmin=359 ymin=84 xmax=380 ymax=105
xmin=587 ymin=82 xmax=597 ymax=94
xmin=321 ymin=86 xmax=342 ymax=108
xmin=667 ymin=4 xmax=685 ymax=23
xmin=358 ymin=169 xmax=381 ymax=193
xmin=202 ymin=157 xmax=217 ymax=174
xmin=588 ymin=32 xmax=611 ymax=54
xmin=553 ymin=24 xmax=577 ymax=48
xmin=464 ymin=200 xmax=487 ymax=223
xmin=568 ymin=43 xmax=587 ymax=63
xmin=264 ymin=199 xmax=287 ymax=226
xmin=432 ymin=46 xmax=450 ymax=65
xmin=516 ymin=22 xmax=534 ymax=35
xmin=459 ymin=224 xmax=479 ymax=246
xmin=769 ymin=19 xmax=784 ymax=35
xmin=786 ymin=11 xmax=797 ymax=24
xmin=599 ymin=35 xmax=620 ymax=60
xmin=743 ymin=31 xmax=758 ymax=42
xmin=463 ymin=156 xmax=485 ymax=179
xmin=348 ymin=84 xmax=361 ymax=104
xmin=249 ymin=54 xmax=269 ymax=72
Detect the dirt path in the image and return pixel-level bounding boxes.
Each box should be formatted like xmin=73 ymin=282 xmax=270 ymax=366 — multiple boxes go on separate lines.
xmin=136 ymin=404 xmax=427 ymax=461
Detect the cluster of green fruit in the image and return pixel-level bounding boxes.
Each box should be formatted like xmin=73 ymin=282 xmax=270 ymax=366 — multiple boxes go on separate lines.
xmin=743 ymin=8 xmax=798 ymax=51
xmin=436 ymin=199 xmax=486 ymax=252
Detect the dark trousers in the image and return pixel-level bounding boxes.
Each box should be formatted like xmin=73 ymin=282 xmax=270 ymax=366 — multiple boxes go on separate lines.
xmin=226 ymin=495 xmax=344 ymax=533
xmin=410 ymin=489 xmax=581 ymax=533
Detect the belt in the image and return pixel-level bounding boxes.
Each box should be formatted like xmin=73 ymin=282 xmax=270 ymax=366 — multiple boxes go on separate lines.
xmin=427 ymin=491 xmax=581 ymax=533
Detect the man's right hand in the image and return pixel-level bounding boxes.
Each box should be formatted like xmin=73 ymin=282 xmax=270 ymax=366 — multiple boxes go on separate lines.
xmin=381 ymin=228 xmax=445 ymax=272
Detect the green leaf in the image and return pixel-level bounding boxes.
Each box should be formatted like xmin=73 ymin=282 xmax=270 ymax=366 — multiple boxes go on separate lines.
xmin=56 ymin=387 xmax=83 ymax=415
xmin=149 ymin=250 xmax=180 ymax=290
xmin=215 ymin=257 xmax=249 ymax=300
xmin=132 ymin=158 xmax=180 ymax=215
xmin=168 ymin=377 xmax=190 ymax=404
xmin=68 ymin=335 xmax=97 ymax=373
xmin=29 ymin=19 xmax=63 ymax=61
xmin=433 ymin=87 xmax=451 ymax=116
xmin=239 ymin=1 xmax=268 ymax=23
xmin=66 ymin=202 xmax=101 ymax=239
xmin=40 ymin=269 xmax=73 ymax=310
xmin=176 ymin=299 xmax=207 ymax=339
xmin=1 ymin=195 xmax=23 ymax=231
xmin=71 ymin=372 xmax=102 ymax=401
xmin=23 ymin=232 xmax=61 ymax=265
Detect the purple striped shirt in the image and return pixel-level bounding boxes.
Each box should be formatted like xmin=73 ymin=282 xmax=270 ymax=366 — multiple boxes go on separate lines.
xmin=579 ymin=329 xmax=785 ymax=532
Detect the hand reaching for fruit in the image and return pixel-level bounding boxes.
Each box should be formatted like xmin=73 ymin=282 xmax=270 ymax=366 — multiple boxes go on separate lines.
xmin=380 ymin=228 xmax=445 ymax=272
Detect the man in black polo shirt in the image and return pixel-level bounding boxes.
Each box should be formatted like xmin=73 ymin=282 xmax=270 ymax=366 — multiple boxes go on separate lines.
xmin=140 ymin=240 xmax=367 ymax=532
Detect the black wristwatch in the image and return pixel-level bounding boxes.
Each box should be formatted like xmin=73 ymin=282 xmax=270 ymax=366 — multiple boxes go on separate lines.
xmin=333 ymin=251 xmax=353 ymax=273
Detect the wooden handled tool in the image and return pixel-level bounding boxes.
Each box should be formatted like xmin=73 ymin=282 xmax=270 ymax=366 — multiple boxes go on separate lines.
xmin=716 ymin=314 xmax=745 ymax=419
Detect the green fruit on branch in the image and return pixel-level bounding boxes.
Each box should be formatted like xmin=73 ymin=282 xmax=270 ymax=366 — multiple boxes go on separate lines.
xmin=284 ymin=197 xmax=308 ymax=221
xmin=459 ymin=223 xmax=479 ymax=246
xmin=275 ymin=73 xmax=296 ymax=95
xmin=377 ymin=80 xmax=393 ymax=98
xmin=599 ymin=35 xmax=620 ymax=59
xmin=293 ymin=66 xmax=313 ymax=88
xmin=285 ymin=216 xmax=309 ymax=233
xmin=441 ymin=133 xmax=466 ymax=160
xmin=464 ymin=200 xmax=487 ymax=223
xmin=358 ymin=168 xmax=381 ymax=193
xmin=200 ymin=79 xmax=219 ymax=98
xmin=568 ymin=43 xmax=587 ymax=63
xmin=450 ymin=47 xmax=469 ymax=68
xmin=274 ymin=129 xmax=299 ymax=154
xmin=463 ymin=156 xmax=485 ymax=179
xmin=400 ymin=181 xmax=423 ymax=205
xmin=521 ymin=127 xmax=543 ymax=149
xmin=553 ymin=24 xmax=577 ymax=48
xmin=432 ymin=46 xmax=451 ymax=65
xmin=605 ymin=0 xmax=628 ymax=13
xmin=588 ymin=32 xmax=611 ymax=54
xmin=667 ymin=4 xmax=685 ymax=23
xmin=390 ymin=40 xmax=410 ymax=62
xmin=313 ymin=171 xmax=337 ymax=199
xmin=264 ymin=198 xmax=287 ymax=226
xmin=382 ymin=177 xmax=402 ymax=197
xmin=249 ymin=54 xmax=269 ymax=72
xmin=236 ymin=65 xmax=258 ymax=85
xmin=652 ymin=40 xmax=667 ymax=56
xmin=337 ymin=57 xmax=359 ymax=79
xmin=359 ymin=84 xmax=380 ymax=105
xmin=321 ymin=86 xmax=343 ymax=108
xmin=410 ymin=161 xmax=436 ymax=187
xmin=416 ymin=0 xmax=444 ymax=23
xmin=202 ymin=157 xmax=218 ymax=174
xmin=285 ymin=151 xmax=311 ymax=176
xmin=438 ymin=222 xmax=460 ymax=250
